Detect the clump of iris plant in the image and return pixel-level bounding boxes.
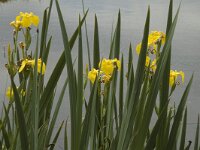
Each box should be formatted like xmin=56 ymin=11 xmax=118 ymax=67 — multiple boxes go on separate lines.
xmin=135 ymin=31 xmax=184 ymax=87
xmin=5 ymin=12 xmax=46 ymax=101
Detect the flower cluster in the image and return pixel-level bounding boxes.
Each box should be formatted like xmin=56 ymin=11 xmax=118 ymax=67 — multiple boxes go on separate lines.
xmin=10 ymin=12 xmax=39 ymax=30
xmin=136 ymin=31 xmax=166 ymax=55
xmin=88 ymin=58 xmax=120 ymax=84
xmin=19 ymin=58 xmax=46 ymax=75
xmin=136 ymin=31 xmax=166 ymax=73
xmin=135 ymin=31 xmax=184 ymax=87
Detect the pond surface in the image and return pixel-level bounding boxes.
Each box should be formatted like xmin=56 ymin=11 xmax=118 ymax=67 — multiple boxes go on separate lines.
xmin=0 ymin=0 xmax=200 ymax=148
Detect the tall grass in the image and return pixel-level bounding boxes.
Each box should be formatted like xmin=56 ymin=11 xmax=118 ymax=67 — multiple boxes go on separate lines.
xmin=0 ymin=0 xmax=198 ymax=149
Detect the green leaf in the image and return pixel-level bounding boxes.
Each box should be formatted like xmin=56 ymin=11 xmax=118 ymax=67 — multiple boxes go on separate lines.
xmin=55 ymin=0 xmax=77 ymax=149
xmin=49 ymin=121 xmax=64 ymax=150
xmin=11 ymin=78 xmax=29 ymax=150
xmin=157 ymin=0 xmax=173 ymax=148
xmin=93 ymin=15 xmax=100 ymax=69
xmin=145 ymin=100 xmax=170 ymax=150
xmin=45 ymin=78 xmax=68 ymax=146
xmin=119 ymin=55 xmax=124 ymax=127
xmin=75 ymin=16 xmax=84 ymax=150
xmin=194 ymin=115 xmax=199 ymax=150
xmin=179 ymin=108 xmax=187 ymax=150
xmin=128 ymin=43 xmax=133 ymax=78
xmin=110 ymin=10 xmax=121 ymax=59
xmin=39 ymin=8 xmax=48 ymax=58
xmin=40 ymin=0 xmax=53 ymax=58
xmin=38 ymin=121 xmax=48 ymax=150
xmin=117 ymin=7 xmax=150 ymax=150
xmin=0 ymin=120 xmax=10 ymax=149
xmin=79 ymin=76 xmax=99 ymax=150
xmin=42 ymin=37 xmax=52 ymax=65
xmin=64 ymin=121 xmax=68 ymax=150
xmin=39 ymin=7 xmax=88 ymax=122
xmin=81 ymin=0 xmax=91 ymax=71
xmin=166 ymin=74 xmax=193 ymax=150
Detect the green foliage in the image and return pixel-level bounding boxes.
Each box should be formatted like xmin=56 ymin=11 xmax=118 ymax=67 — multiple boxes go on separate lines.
xmin=0 ymin=0 xmax=198 ymax=150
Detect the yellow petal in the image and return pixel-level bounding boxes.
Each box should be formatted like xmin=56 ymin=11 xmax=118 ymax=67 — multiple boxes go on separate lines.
xmin=88 ymin=68 xmax=99 ymax=84
xmin=19 ymin=59 xmax=28 ymax=72
xmin=100 ymin=59 xmax=114 ymax=75
xmin=179 ymin=71 xmax=185 ymax=83
xmin=37 ymin=62 xmax=46 ymax=75
xmin=21 ymin=16 xmax=31 ymax=28
xmin=136 ymin=43 xmax=141 ymax=54
xmin=31 ymin=15 xmax=39 ymax=26
xmin=16 ymin=15 xmax=21 ymax=21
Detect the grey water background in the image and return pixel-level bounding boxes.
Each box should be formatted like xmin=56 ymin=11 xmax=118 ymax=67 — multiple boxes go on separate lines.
xmin=0 ymin=0 xmax=200 ymax=148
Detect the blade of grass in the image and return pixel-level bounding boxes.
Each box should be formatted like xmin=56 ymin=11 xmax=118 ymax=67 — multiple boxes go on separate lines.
xmin=0 ymin=120 xmax=10 ymax=149
xmin=39 ymin=9 xmax=88 ymax=121
xmin=128 ymin=43 xmax=133 ymax=79
xmin=79 ymin=77 xmax=99 ymax=150
xmin=49 ymin=121 xmax=64 ymax=150
xmin=11 ymin=77 xmax=29 ymax=150
xmin=75 ymin=16 xmax=84 ymax=150
xmin=81 ymin=0 xmax=91 ymax=70
xmin=55 ymin=0 xmax=77 ymax=149
xmin=111 ymin=10 xmax=121 ymax=59
xmin=40 ymin=0 xmax=53 ymax=57
xmin=93 ymin=15 xmax=100 ymax=69
xmin=157 ymin=0 xmax=173 ymax=148
xmin=119 ymin=55 xmax=124 ymax=127
xmin=45 ymin=78 xmax=68 ymax=146
xmin=166 ymin=74 xmax=193 ymax=150
xmin=145 ymin=100 xmax=170 ymax=150
xmin=32 ymin=28 xmax=39 ymax=150
xmin=39 ymin=8 xmax=48 ymax=58
xmin=64 ymin=121 xmax=68 ymax=150
xmin=194 ymin=115 xmax=199 ymax=150
xmin=38 ymin=121 xmax=48 ymax=149
xmin=179 ymin=108 xmax=187 ymax=150
xmin=117 ymin=7 xmax=150 ymax=150
xmin=42 ymin=36 xmax=52 ymax=65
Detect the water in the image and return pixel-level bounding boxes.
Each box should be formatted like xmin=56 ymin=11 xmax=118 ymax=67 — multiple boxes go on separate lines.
xmin=0 ymin=0 xmax=200 ymax=148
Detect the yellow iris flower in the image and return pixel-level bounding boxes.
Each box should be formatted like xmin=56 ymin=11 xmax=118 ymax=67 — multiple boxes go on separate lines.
xmin=99 ymin=58 xmax=121 ymax=75
xmin=169 ymin=70 xmax=184 ymax=87
xmin=136 ymin=31 xmax=166 ymax=55
xmin=88 ymin=68 xmax=99 ymax=84
xmin=148 ymin=31 xmax=166 ymax=45
xmin=10 ymin=12 xmax=39 ymax=29
xmin=19 ymin=58 xmax=46 ymax=75
xmin=88 ymin=58 xmax=120 ymax=84
xmin=10 ymin=20 xmax=22 ymax=31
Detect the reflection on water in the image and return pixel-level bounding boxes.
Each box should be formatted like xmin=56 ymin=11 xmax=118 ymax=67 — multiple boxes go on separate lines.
xmin=0 ymin=0 xmax=200 ymax=148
